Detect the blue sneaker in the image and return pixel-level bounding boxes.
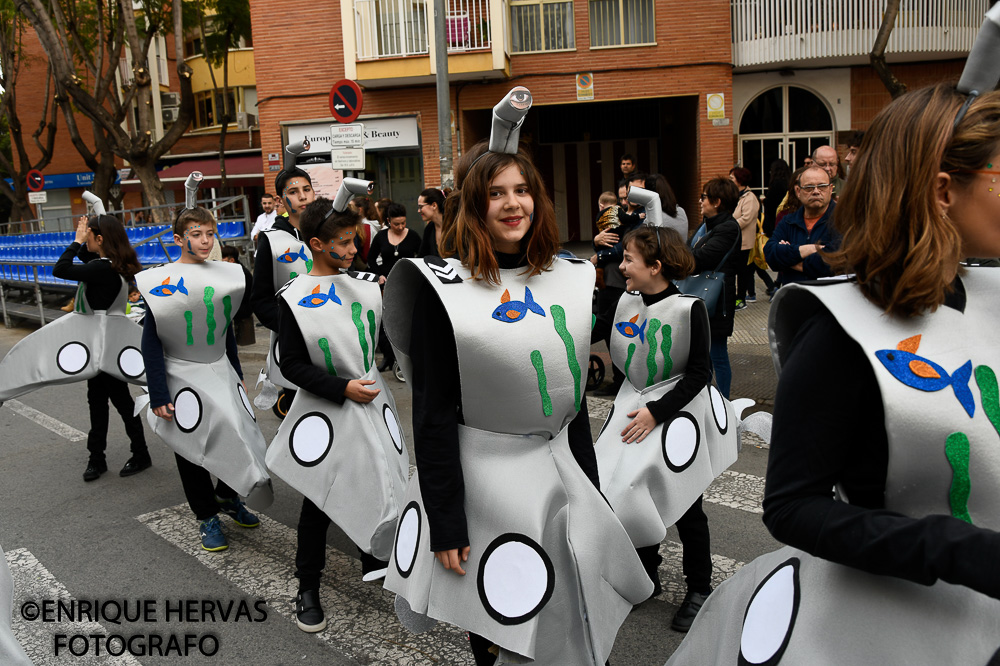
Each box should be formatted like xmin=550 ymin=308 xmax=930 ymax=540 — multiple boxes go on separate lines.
xmin=199 ymin=515 xmax=228 ymax=552
xmin=217 ymin=496 xmax=260 ymax=528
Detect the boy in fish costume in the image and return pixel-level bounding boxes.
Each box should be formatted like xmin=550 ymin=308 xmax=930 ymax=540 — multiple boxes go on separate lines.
xmin=138 ymin=205 xmax=271 ymax=552
xmin=266 ymin=194 xmax=409 ymax=633
xmin=251 ymin=167 xmax=315 ymax=398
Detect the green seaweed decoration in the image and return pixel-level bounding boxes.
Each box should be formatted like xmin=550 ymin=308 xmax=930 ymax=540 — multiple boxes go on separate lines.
xmin=367 ymin=310 xmax=378 ymax=369
xmin=351 ymin=302 xmax=370 ymax=372
xmin=646 ymin=318 xmax=662 ymax=387
xmin=624 ymin=343 xmax=636 ymax=381
xmin=203 ymin=286 xmax=216 ymax=345
xmin=945 ymin=432 xmax=972 ymax=524
xmin=222 ymin=295 xmax=233 ymax=334
xmin=661 ymin=323 xmax=673 ymax=377
xmin=531 ymin=350 xmax=553 ymax=416
xmin=318 ymin=338 xmax=337 ymax=376
xmin=974 ymin=365 xmax=1000 ymax=439
xmin=550 ymin=305 xmax=582 ymax=411
xmin=305 ymin=259 xmax=314 ymax=273
xmin=184 ymin=311 xmax=194 ymax=346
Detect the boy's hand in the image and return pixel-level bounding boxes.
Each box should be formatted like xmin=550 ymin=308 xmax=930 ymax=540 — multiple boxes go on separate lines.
xmin=345 ymin=379 xmax=380 ymax=404
xmin=153 ymin=403 xmax=175 ymax=421
xmin=434 ymin=547 xmax=470 ymax=575
xmin=621 ymin=407 xmax=657 ymax=443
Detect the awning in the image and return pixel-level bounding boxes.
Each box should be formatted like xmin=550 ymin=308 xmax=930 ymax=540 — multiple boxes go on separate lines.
xmin=121 ymin=156 xmax=264 ymax=191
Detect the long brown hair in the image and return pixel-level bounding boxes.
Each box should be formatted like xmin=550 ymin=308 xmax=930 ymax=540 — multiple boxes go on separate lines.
xmin=88 ymin=215 xmax=142 ymax=281
xmin=827 ymin=83 xmax=1000 ymax=317
xmin=440 ymin=142 xmax=559 ymax=284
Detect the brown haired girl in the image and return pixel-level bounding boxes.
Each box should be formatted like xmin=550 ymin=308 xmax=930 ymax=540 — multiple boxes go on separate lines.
xmin=382 ymin=103 xmax=651 ymax=663
xmin=669 ymin=81 xmax=1000 ymax=663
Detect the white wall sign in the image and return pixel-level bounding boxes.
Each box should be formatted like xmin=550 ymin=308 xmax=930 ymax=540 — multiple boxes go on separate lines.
xmin=330 ymin=148 xmax=366 ymax=170
xmin=288 ymin=116 xmax=419 ymax=154
xmin=331 ymin=123 xmax=365 ymax=147
xmin=28 ymin=192 xmax=48 ymax=204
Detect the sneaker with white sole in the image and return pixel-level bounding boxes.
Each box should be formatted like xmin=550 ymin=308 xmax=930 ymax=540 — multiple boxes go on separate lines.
xmin=295 ymin=589 xmax=327 ymax=633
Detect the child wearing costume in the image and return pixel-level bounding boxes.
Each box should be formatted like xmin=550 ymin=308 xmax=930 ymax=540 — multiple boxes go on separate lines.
xmin=594 ymin=225 xmax=738 ymax=632
xmin=266 ymin=194 xmax=409 ymax=633
xmin=383 ymin=88 xmax=652 ymax=665
xmin=138 ymin=205 xmax=270 ymax=552
xmin=0 ymin=212 xmax=150 ymax=481
xmin=666 ymin=83 xmax=1000 ymax=664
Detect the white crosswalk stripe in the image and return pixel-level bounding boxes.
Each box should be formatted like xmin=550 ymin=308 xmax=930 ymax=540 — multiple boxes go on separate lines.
xmin=7 ymin=549 xmax=143 ymax=665
xmin=2 ymin=400 xmax=87 ymax=441
xmin=704 ymin=470 xmax=765 ymax=515
xmin=656 ymin=541 xmax=744 ymax=606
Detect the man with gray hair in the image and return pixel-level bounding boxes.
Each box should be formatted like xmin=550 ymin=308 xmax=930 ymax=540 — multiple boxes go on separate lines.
xmin=811 ymin=145 xmax=845 ymax=200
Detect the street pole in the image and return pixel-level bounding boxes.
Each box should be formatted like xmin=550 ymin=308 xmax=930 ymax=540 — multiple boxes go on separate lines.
xmin=434 ymin=0 xmax=454 ymax=189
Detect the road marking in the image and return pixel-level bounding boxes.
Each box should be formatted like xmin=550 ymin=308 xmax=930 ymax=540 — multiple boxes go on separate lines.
xmin=704 ymin=470 xmax=765 ymax=515
xmin=6 ymin=548 xmax=142 ymax=665
xmin=656 ymin=540 xmax=744 ymax=606
xmin=3 ymin=400 xmax=87 ymax=442
xmin=137 ymin=504 xmax=475 ymax=665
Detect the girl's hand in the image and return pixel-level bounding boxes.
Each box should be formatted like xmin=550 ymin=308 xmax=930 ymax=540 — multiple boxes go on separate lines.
xmin=621 ymin=407 xmax=657 ymax=443
xmin=594 ymin=230 xmax=619 ymax=248
xmin=434 ymin=547 xmax=470 ymax=575
xmin=378 ymin=275 xmax=387 ymax=285
xmin=153 ymin=403 xmax=174 ymax=421
xmin=74 ymin=217 xmax=89 ymax=244
xmin=345 ymin=379 xmax=380 ymax=404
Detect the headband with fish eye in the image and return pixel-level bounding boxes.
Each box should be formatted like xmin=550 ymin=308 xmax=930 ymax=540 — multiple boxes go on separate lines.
xmin=468 ymin=87 xmax=534 ymax=171
xmin=954 ymin=4 xmax=1000 ymax=128
xmin=184 ymin=171 xmax=203 ymax=210
xmin=325 ymin=178 xmax=375 ymax=222
xmin=82 ymin=190 xmax=106 ymax=216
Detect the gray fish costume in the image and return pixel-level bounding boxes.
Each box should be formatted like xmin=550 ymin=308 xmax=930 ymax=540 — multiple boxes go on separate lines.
xmin=596 ymin=292 xmax=738 ymax=548
xmin=666 ymin=276 xmax=1000 ymax=665
xmin=261 ymin=227 xmax=312 ymax=389
xmin=383 ymin=256 xmax=652 ymax=665
xmin=136 ymin=261 xmax=272 ymax=508
xmin=266 ymin=271 xmax=409 ymax=559
xmin=0 ymin=546 xmax=30 ymax=665
xmin=0 ymin=276 xmax=145 ymax=403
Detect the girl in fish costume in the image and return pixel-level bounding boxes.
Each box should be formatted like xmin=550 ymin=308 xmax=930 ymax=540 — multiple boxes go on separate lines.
xmin=138 ymin=206 xmax=271 ymax=552
xmin=666 ymin=83 xmax=1000 ymax=665
xmin=594 ymin=225 xmax=738 ymax=631
xmin=0 ymin=213 xmax=150 ymax=481
xmin=383 ymin=87 xmax=652 ymax=666
xmin=266 ymin=195 xmax=409 ymax=633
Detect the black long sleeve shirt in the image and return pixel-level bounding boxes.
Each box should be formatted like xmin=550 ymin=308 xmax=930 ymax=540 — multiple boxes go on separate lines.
xmin=411 ymin=252 xmax=599 ymax=552
xmin=762 ymin=281 xmax=1000 ymax=599
xmin=276 ymin=298 xmax=349 ymax=404
xmin=368 ymin=229 xmax=422 ymax=278
xmin=251 ymin=217 xmax=303 ymax=332
xmin=53 ymin=242 xmax=121 ymax=310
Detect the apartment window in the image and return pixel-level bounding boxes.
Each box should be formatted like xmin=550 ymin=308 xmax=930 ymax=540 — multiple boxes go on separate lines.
xmin=589 ymin=0 xmax=653 ymax=48
xmin=184 ymin=36 xmax=203 ymax=58
xmin=510 ymin=0 xmax=574 ymax=53
xmin=193 ymin=89 xmax=240 ymax=129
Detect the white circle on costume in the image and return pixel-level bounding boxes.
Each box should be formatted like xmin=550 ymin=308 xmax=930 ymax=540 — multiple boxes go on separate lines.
xmin=663 ymin=414 xmax=698 ymax=471
xmin=174 ymin=388 xmax=202 ymax=432
xmin=481 ymin=539 xmax=550 ymax=621
xmin=395 ymin=503 xmax=420 ymax=577
xmin=117 ymin=347 xmax=145 ymax=378
xmin=290 ymin=414 xmax=332 ymax=466
xmin=710 ymin=385 xmax=728 ymax=432
xmin=383 ymin=405 xmax=403 ymax=454
xmin=57 ymin=342 xmax=89 ymax=374
xmin=741 ymin=562 xmax=798 ymax=664
xmin=237 ymin=383 xmax=255 ymax=421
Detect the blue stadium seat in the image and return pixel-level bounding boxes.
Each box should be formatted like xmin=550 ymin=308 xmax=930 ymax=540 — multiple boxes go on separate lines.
xmin=166 ymin=245 xmax=181 ymax=262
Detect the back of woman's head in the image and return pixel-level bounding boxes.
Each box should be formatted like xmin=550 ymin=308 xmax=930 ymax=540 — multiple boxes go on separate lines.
xmin=623 ymin=226 xmax=694 ymax=280
xmin=780 ymin=167 xmax=808 ymax=213
xmin=89 ymin=214 xmax=142 ymax=281
xmin=352 ymin=196 xmax=377 ymax=221
xmin=768 ymin=159 xmax=791 ymax=187
xmin=645 ymin=173 xmax=679 ymax=217
xmin=829 ymin=82 xmax=1000 ymax=317
xmin=441 ymin=144 xmax=559 ymax=284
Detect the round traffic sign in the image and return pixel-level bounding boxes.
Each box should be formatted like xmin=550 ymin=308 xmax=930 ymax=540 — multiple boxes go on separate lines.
xmin=329 ymin=80 xmax=363 ymax=124
xmin=26 ymin=169 xmax=44 ymax=192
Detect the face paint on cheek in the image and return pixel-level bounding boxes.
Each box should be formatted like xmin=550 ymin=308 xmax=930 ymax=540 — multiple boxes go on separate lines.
xmin=286 ymin=196 xmax=295 ymax=210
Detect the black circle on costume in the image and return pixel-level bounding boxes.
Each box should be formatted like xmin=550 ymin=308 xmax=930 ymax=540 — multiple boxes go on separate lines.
xmin=237 ymin=382 xmax=256 ymax=421
xmin=116 ymin=346 xmax=145 ymax=378
xmin=56 ymin=341 xmax=90 ymax=375
xmin=288 ymin=412 xmax=333 ymax=467
xmin=988 ymin=646 xmax=1000 ymax=666
xmin=394 ymin=501 xmax=422 ymax=578
xmin=273 ymin=338 xmax=281 ymax=365
xmin=477 ymin=533 xmax=555 ymax=626
xmin=599 ymin=405 xmax=615 ymax=438
xmin=173 ymin=388 xmax=203 ymax=433
xmin=383 ymin=404 xmax=404 ymax=454
xmin=709 ymin=385 xmax=729 ymax=435
xmin=738 ymin=557 xmax=801 ymax=666
xmin=661 ymin=412 xmax=700 ymax=473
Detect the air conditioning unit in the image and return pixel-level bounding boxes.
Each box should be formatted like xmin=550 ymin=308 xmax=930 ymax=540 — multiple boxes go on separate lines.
xmin=162 ymin=107 xmax=180 ymax=124
xmin=237 ymin=112 xmax=256 ymax=130
xmin=161 ymin=92 xmax=181 ymax=108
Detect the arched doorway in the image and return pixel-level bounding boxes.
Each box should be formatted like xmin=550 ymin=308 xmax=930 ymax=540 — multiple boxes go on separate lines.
xmin=738 ymin=85 xmax=834 ymax=195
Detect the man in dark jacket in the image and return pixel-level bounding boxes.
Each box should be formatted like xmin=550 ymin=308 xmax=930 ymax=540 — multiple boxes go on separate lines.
xmin=764 ymin=166 xmax=838 ymax=287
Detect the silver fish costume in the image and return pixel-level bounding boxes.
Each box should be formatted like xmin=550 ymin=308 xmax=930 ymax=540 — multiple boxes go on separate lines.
xmin=136 ymin=261 xmax=272 ymax=508
xmin=260 ymin=227 xmax=312 ymax=390
xmin=0 ymin=276 xmax=145 ymax=404
xmin=266 ymin=270 xmax=409 ymax=559
xmin=666 ymin=275 xmax=1000 ymax=665
xmin=595 ymin=292 xmax=739 ymax=548
xmin=0 ymin=545 xmax=31 ymax=665
xmin=383 ymin=255 xmax=653 ymax=665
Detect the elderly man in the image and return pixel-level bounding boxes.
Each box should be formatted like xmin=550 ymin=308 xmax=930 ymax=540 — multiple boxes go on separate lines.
xmin=763 ymin=166 xmax=838 ymax=288
xmin=812 ymin=145 xmax=845 ymax=199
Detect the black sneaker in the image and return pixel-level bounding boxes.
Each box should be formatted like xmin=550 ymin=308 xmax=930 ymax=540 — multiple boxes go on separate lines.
xmin=83 ymin=460 xmax=107 ymax=482
xmin=670 ymin=590 xmax=711 ymax=632
xmin=119 ymin=456 xmax=152 ymax=477
xmin=295 ymin=589 xmax=327 ymax=633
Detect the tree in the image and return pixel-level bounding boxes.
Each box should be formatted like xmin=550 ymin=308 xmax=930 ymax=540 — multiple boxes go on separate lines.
xmin=15 ymin=0 xmax=196 ymax=222
xmin=869 ymin=0 xmax=906 ymax=99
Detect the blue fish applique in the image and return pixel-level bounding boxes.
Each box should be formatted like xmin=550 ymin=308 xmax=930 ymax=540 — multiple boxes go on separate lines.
xmin=616 ymin=313 xmax=647 ymax=343
xmin=278 ymin=245 xmax=309 ymax=264
xmin=875 ymin=334 xmax=974 ymax=418
xmin=492 ymin=287 xmax=545 ymax=323
xmin=149 ymin=277 xmax=188 ymax=297
xmin=297 ymin=283 xmax=342 ymax=308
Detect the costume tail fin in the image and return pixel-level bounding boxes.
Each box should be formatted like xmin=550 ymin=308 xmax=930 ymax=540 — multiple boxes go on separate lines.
xmin=297 ymin=246 xmax=309 ymax=262
xmin=524 ymin=287 xmax=545 ymax=316
xmin=951 ymin=360 xmax=975 ymax=418
xmin=328 ymin=282 xmax=342 ymax=305
xmin=638 ymin=319 xmax=647 ymax=344
xmin=177 ymin=277 xmax=188 ymax=295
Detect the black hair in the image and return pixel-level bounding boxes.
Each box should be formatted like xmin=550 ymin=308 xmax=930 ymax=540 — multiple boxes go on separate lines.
xmin=299 ymin=198 xmax=361 ymax=242
xmin=627 ymin=172 xmax=647 ymax=184
xmin=847 ymin=130 xmax=865 ymax=148
xmin=386 ymin=202 xmax=407 ymax=219
xmin=87 ymin=214 xmax=142 ymax=281
xmin=419 ymin=188 xmax=445 ymax=213
xmin=620 ymin=153 xmax=635 ymax=162
xmin=220 ymin=245 xmax=241 ymax=260
xmin=274 ymin=167 xmax=312 ymax=195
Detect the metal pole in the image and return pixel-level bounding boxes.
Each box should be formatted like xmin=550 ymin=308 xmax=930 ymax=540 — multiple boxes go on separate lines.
xmin=0 ymin=283 xmax=10 ymax=329
xmin=32 ymin=266 xmax=45 ymax=325
xmin=434 ymin=0 xmax=454 ymax=189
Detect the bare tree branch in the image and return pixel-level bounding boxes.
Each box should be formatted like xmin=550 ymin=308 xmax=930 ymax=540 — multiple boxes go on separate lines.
xmin=869 ymin=0 xmax=907 ymax=99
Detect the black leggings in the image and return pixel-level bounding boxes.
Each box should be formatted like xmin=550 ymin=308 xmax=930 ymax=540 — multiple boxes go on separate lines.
xmin=86 ymin=372 xmax=148 ymax=464
xmin=174 ymin=454 xmax=237 ymax=521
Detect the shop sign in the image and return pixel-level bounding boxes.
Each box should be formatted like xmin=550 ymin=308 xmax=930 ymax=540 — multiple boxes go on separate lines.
xmin=287 ymin=117 xmax=419 ymax=155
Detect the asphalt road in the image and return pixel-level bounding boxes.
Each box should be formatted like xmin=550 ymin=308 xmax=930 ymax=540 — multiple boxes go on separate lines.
xmin=0 ymin=320 xmax=780 ymax=665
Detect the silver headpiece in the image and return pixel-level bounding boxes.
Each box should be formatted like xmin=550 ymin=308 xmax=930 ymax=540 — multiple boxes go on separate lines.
xmin=82 ymin=191 xmax=106 ymax=216
xmin=184 ymin=171 xmax=203 ymax=210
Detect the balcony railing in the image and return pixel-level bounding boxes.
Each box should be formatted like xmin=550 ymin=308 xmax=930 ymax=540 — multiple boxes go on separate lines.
xmin=732 ymin=0 xmax=986 ymax=69
xmin=355 ymin=0 xmax=492 ymax=59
